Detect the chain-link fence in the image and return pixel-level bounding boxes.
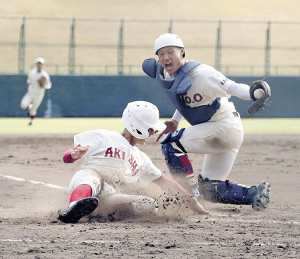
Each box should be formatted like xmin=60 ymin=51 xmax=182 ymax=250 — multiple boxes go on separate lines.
xmin=0 ymin=15 xmax=300 ymax=76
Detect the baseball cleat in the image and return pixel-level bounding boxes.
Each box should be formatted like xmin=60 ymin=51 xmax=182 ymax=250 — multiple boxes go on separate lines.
xmin=58 ymin=197 xmax=99 ymax=223
xmin=252 ymin=181 xmax=271 ymax=211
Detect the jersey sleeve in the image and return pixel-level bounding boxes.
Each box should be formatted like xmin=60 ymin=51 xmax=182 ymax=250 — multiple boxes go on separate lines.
xmin=226 ymin=82 xmax=251 ymax=100
xmin=197 ymin=65 xmax=234 ymax=98
xmin=138 ymin=152 xmax=162 ymax=183
xmin=74 ymin=130 xmax=104 ymax=156
xmin=27 ymin=71 xmax=32 ymax=85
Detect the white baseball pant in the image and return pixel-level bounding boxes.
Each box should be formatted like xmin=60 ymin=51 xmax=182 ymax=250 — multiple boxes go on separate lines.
xmin=68 ymin=168 xmax=158 ymax=216
xmin=179 ymin=112 xmax=244 ymax=181
xmin=20 ymin=92 xmax=44 ymax=116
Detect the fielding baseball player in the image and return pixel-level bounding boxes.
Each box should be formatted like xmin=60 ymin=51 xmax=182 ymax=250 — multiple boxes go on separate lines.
xmin=20 ymin=57 xmax=52 ymax=125
xmin=142 ymin=33 xmax=271 ymax=211
xmin=59 ymin=101 xmax=209 ymax=223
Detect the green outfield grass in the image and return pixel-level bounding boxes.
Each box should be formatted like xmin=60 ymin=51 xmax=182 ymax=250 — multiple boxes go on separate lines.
xmin=0 ymin=118 xmax=299 ymax=135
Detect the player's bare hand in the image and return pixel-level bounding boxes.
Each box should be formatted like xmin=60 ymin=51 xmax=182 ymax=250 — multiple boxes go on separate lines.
xmin=71 ymin=145 xmax=90 ymax=159
xmin=156 ymin=120 xmax=178 ymax=142
xmin=190 ymin=197 xmax=210 ymax=214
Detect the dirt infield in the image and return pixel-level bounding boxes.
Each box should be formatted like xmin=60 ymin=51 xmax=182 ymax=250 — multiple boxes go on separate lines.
xmin=0 ymin=134 xmax=299 ymax=258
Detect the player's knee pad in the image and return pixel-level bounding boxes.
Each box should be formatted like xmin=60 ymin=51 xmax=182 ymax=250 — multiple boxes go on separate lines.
xmin=161 ymin=129 xmax=191 ymax=174
xmin=161 ymin=142 xmax=190 ymax=174
xmin=198 ymin=175 xmax=258 ymax=205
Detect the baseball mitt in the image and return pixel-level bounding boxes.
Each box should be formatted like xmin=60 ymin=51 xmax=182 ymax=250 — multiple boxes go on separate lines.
xmin=38 ymin=76 xmax=47 ymax=87
xmin=248 ymin=80 xmax=271 ymax=115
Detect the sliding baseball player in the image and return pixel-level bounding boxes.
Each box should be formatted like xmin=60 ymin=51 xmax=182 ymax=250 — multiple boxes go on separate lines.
xmin=59 ymin=101 xmax=209 ymax=223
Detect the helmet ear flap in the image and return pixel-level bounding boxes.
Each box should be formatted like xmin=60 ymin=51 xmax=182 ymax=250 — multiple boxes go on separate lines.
xmin=135 ymin=128 xmax=145 ymax=137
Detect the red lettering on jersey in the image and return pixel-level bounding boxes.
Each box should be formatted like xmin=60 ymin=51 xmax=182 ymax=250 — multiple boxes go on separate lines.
xmin=128 ymin=154 xmax=133 ymax=165
xmin=104 ymin=147 xmax=113 ymax=158
xmin=132 ymin=168 xmax=139 ymax=176
xmin=128 ymin=154 xmax=139 ymax=175
xmin=114 ymin=148 xmax=121 ymax=159
xmin=131 ymin=160 xmax=138 ymax=173
xmin=105 ymin=147 xmax=126 ymax=160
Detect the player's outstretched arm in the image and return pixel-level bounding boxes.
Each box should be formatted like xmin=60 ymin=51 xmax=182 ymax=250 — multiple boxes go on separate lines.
xmin=152 ymin=174 xmax=209 ymax=214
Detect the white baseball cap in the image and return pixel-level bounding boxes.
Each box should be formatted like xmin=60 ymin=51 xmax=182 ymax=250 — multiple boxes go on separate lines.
xmin=154 ymin=33 xmax=185 ymax=56
xmin=122 ymin=101 xmax=166 ymax=139
xmin=35 ymin=57 xmax=45 ymax=64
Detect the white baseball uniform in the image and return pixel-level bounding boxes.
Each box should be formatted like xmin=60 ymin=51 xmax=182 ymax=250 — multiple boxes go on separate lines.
xmin=20 ymin=68 xmax=52 ymax=116
xmin=168 ymin=62 xmax=250 ymax=181
xmin=67 ymin=129 xmax=162 ymax=216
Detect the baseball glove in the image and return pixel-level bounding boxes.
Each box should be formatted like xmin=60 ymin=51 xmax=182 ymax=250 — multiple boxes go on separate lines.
xmin=248 ymin=80 xmax=271 ymax=115
xmin=38 ymin=76 xmax=47 ymax=87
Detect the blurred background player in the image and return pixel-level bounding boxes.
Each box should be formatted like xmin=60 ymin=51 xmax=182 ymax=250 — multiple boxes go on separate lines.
xmin=142 ymin=33 xmax=270 ymax=211
xmin=20 ymin=57 xmax=52 ymax=125
xmin=59 ymin=101 xmax=209 ymax=224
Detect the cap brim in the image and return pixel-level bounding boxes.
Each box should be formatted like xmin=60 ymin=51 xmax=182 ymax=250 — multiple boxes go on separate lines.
xmin=36 ymin=58 xmax=45 ymax=64
xmin=152 ymin=120 xmax=166 ymax=132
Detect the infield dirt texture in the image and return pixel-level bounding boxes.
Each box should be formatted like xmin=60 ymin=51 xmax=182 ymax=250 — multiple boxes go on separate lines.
xmin=0 ymin=134 xmax=299 ymax=258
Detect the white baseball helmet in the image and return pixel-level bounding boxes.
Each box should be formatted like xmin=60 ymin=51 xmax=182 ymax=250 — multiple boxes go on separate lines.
xmin=36 ymin=57 xmax=45 ymax=64
xmin=122 ymin=101 xmax=166 ymax=139
xmin=154 ymin=33 xmax=185 ymax=56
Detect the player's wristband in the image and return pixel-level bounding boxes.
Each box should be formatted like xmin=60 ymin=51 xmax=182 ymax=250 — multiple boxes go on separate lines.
xmin=63 ymin=149 xmax=78 ymax=163
xmin=171 ymin=110 xmax=183 ymax=124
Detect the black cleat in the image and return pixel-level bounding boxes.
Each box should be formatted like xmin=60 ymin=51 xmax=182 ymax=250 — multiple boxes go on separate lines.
xmin=58 ymin=197 xmax=99 ymax=223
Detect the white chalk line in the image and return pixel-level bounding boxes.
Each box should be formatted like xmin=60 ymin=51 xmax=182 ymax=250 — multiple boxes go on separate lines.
xmin=1 ymin=173 xmax=299 ymax=226
xmin=206 ymin=217 xmax=300 ymax=226
xmin=0 ymin=238 xmax=299 ymax=248
xmin=0 ymin=173 xmax=67 ymax=191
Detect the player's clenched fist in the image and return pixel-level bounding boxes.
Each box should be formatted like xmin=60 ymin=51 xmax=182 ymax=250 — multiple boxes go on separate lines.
xmin=71 ymin=145 xmax=90 ymax=159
